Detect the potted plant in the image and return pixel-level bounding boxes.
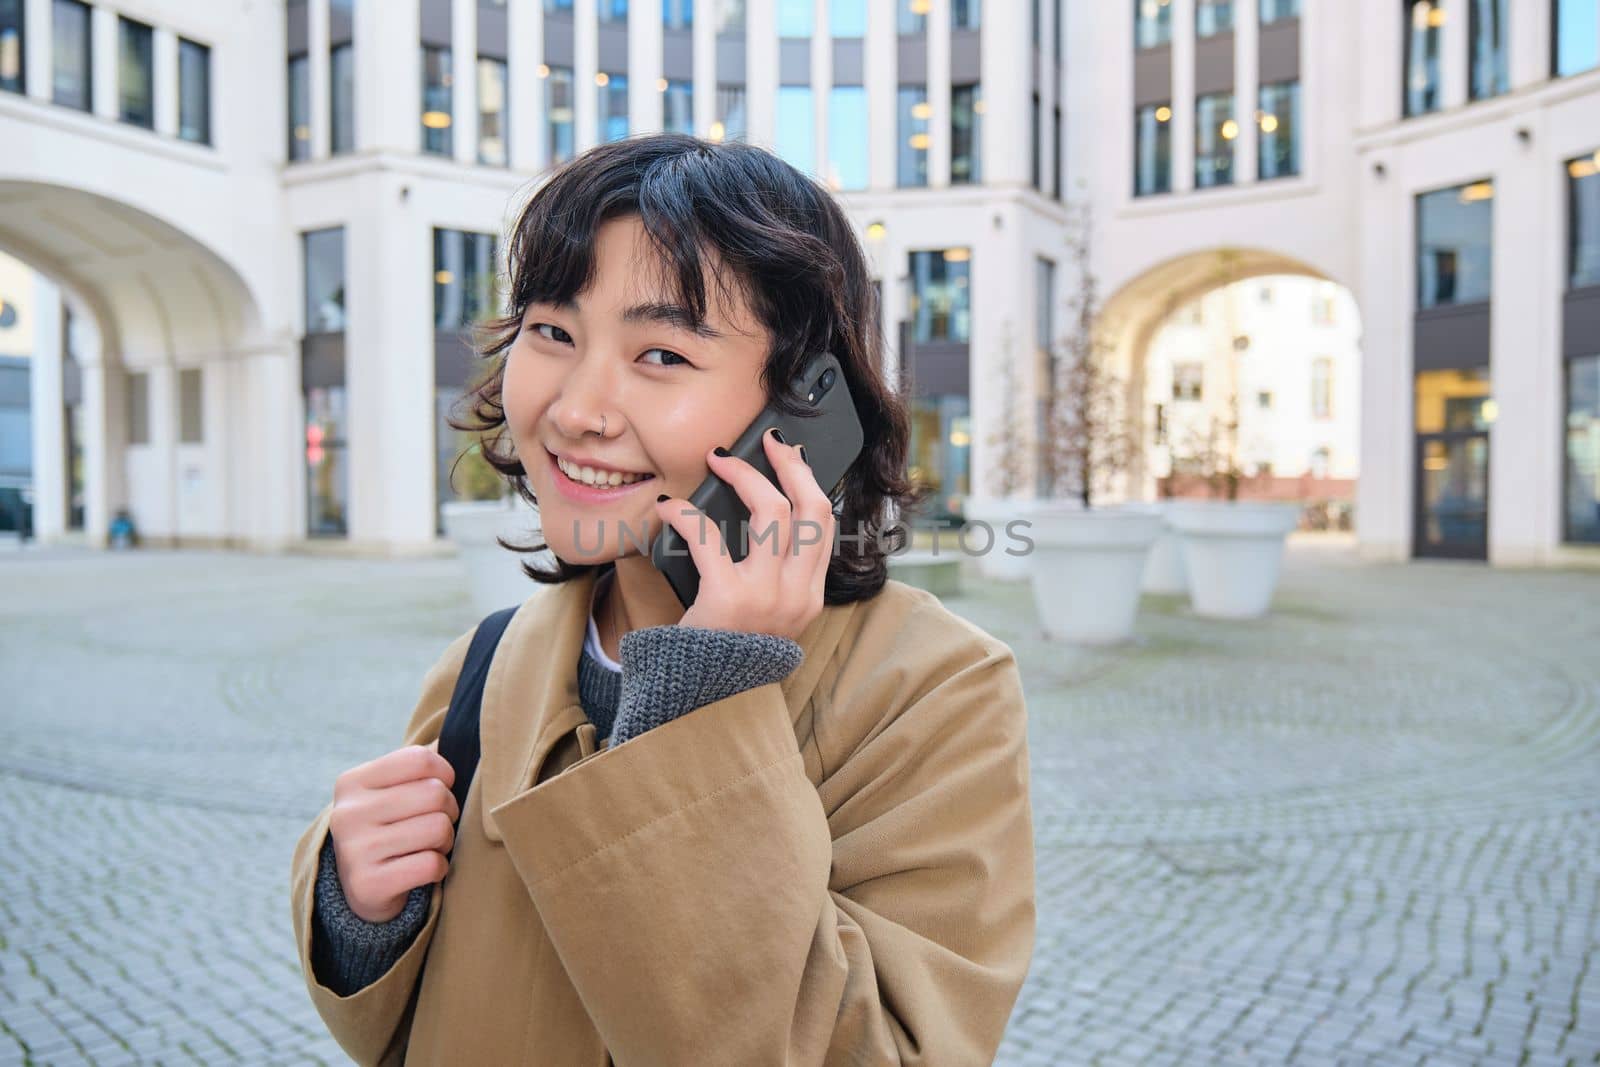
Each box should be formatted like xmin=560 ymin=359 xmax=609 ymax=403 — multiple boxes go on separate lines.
xmin=968 ymin=317 xmax=1035 ymax=581
xmin=1161 ymin=252 xmax=1301 ymax=620
xmin=1027 ymin=203 xmax=1164 ymax=645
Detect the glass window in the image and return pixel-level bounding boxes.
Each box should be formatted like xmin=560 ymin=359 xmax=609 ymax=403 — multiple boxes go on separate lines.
xmin=1260 ymin=0 xmax=1299 ymax=21
xmin=778 ymin=0 xmax=811 ymax=36
xmin=718 ymin=0 xmax=744 ymax=34
xmin=952 ymin=83 xmax=982 ymax=184
xmin=776 ymin=85 xmax=813 ymax=173
xmin=1555 ymin=0 xmax=1599 ymax=76
xmin=1417 ymin=182 xmax=1494 ymax=308
xmin=1566 ymin=355 xmax=1600 ymax=543
xmin=598 ymin=0 xmax=628 ymax=21
xmin=664 ymin=78 xmax=693 ymax=135
xmin=545 ymin=0 xmax=574 ymax=10
xmin=1173 ymin=362 xmax=1203 ymax=401
xmin=898 ymin=0 xmax=927 ymax=35
xmin=434 ymin=229 xmax=497 ymax=330
xmin=305 ymin=385 xmax=348 ymax=537
xmin=897 ymin=85 xmax=929 ymax=187
xmin=827 ymin=85 xmax=867 ymax=190
xmin=713 ymin=83 xmax=745 ymax=141
xmin=118 ymin=17 xmax=154 ymax=128
xmin=330 ymin=43 xmax=355 ymax=152
xmin=1196 ymin=0 xmax=1233 ymax=37
xmin=126 ymin=371 xmax=150 ymax=446
xmin=1030 ymin=92 xmax=1041 ymax=189
xmin=1258 ymin=80 xmax=1300 ymax=179
xmin=179 ymin=368 xmax=203 ymax=444
xmin=1 ymin=0 xmax=23 ymax=95
xmin=52 ymin=0 xmax=91 ymax=111
xmin=1054 ymin=0 xmax=1062 ymax=63
xmin=1135 ymin=0 xmax=1172 ymax=49
xmin=546 ymin=65 xmax=574 ymax=163
xmin=909 ymin=249 xmax=971 ymax=344
xmin=178 ymin=39 xmax=211 ymax=145
xmin=478 ymin=57 xmax=507 ymax=164
xmin=1405 ymin=0 xmax=1443 ymax=116
xmin=663 ymin=0 xmax=693 ymax=30
xmin=1571 ymin=151 xmax=1600 ymax=288
xmin=599 ymin=71 xmax=628 ymax=142
xmin=1052 ymin=104 xmax=1062 ymax=199
xmin=1415 ymin=367 xmax=1492 ymax=433
xmin=303 ymin=227 xmax=347 ymax=334
xmin=288 ymin=54 xmax=311 ymax=160
xmin=1469 ymin=0 xmax=1508 ymax=100
xmin=831 ymin=0 xmax=864 ymax=37
xmin=1195 ymin=91 xmax=1235 ymax=187
xmin=1134 ymin=102 xmax=1172 ymax=196
xmin=422 ymin=46 xmax=453 ymax=156
xmin=908 ymin=394 xmax=971 ymax=518
xmin=953 ymin=0 xmax=980 ymax=30
xmin=1311 ymin=357 xmax=1333 ymax=418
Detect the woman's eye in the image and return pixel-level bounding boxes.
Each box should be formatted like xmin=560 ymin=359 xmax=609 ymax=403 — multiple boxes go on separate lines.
xmin=640 ymin=348 xmax=691 ymax=368
xmin=532 ymin=322 xmax=573 ymax=344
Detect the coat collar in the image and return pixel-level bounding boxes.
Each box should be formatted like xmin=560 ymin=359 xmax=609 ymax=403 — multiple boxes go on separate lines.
xmin=475 ymin=565 xmax=860 ymax=843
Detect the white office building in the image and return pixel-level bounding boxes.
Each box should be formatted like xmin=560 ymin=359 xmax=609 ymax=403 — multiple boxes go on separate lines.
xmin=3 ymin=0 xmax=1598 ymax=566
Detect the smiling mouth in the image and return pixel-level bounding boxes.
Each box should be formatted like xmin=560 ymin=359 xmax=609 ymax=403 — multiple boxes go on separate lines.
xmin=550 ymin=450 xmax=657 ymax=488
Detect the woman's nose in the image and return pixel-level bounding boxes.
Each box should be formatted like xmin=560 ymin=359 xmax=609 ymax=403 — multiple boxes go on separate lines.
xmin=548 ymin=360 xmax=618 ymax=439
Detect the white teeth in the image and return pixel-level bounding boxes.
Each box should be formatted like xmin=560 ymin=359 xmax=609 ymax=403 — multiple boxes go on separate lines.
xmin=557 ymin=456 xmax=650 ymax=487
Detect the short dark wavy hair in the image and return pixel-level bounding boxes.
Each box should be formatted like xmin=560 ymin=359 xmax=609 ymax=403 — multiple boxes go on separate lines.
xmin=449 ymin=132 xmax=929 ymax=604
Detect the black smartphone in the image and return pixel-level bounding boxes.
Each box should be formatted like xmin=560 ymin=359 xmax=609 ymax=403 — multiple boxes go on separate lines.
xmin=649 ymin=350 xmax=865 ymax=609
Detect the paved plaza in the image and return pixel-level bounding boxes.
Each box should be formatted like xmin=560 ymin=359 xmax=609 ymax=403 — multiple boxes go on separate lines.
xmin=0 ymin=542 xmax=1596 ymax=1065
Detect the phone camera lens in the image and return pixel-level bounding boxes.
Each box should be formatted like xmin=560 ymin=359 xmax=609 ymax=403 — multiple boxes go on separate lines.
xmin=819 ymin=368 xmax=836 ymax=390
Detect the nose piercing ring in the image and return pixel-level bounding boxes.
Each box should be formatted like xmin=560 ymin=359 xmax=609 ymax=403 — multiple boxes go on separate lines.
xmin=599 ymin=414 xmax=606 ymax=436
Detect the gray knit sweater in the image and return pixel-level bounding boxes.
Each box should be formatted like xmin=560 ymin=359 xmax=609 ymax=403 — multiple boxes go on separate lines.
xmin=309 ymin=621 xmax=805 ymax=996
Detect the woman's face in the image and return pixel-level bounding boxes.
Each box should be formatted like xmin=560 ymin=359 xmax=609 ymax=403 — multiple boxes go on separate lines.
xmin=502 ymin=215 xmax=772 ymax=566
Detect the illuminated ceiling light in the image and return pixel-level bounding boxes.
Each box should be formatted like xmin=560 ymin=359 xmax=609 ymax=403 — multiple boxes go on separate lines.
xmin=1569 ymin=159 xmax=1597 ymax=179
xmin=1259 ymin=113 xmax=1279 ymax=133
xmin=1411 ymin=1 xmax=1432 ymax=28
xmin=943 ymin=247 xmax=971 ymax=262
xmin=1480 ymin=399 xmax=1499 ymax=423
xmin=708 ymin=120 xmax=725 ymax=141
xmin=1220 ymin=118 xmax=1240 ymax=140
xmin=421 ymin=111 xmax=452 ymax=129
xmin=595 ymin=72 xmax=610 ymax=86
xmin=1155 ymin=105 xmax=1172 ymax=123
xmin=434 ymin=270 xmax=454 ymax=285
xmin=1141 ymin=0 xmax=1160 ymax=15
xmin=908 ymin=132 xmax=930 ymax=150
xmin=911 ymin=101 xmax=932 ymax=120
xmin=294 ymin=124 xmax=311 ymax=141
xmin=1427 ymin=6 xmax=1446 ymax=27
xmin=865 ymin=221 xmax=887 ymax=241
xmin=973 ymin=99 xmax=986 ymax=114
xmin=949 ymin=429 xmax=971 ymax=447
xmin=910 ymin=0 xmax=931 ymax=13
xmin=1458 ymin=181 xmax=1494 ymax=202
xmin=657 ymin=77 xmax=669 ymax=92
xmin=537 ymin=63 xmax=550 ymax=78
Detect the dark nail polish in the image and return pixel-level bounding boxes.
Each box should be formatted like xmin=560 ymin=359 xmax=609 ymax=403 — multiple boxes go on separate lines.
xmin=657 ymin=493 xmax=669 ymax=502
xmin=713 ymin=446 xmax=731 ymax=457
xmin=769 ymin=427 xmax=787 ymax=444
xmin=797 ymin=444 xmax=808 ymax=463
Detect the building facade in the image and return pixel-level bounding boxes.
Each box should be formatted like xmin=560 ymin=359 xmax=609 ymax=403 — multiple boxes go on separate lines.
xmin=4 ymin=0 xmax=1597 ymax=566
xmin=1 ymin=0 xmax=1071 ymax=551
xmin=1070 ymin=0 xmax=1600 ymax=565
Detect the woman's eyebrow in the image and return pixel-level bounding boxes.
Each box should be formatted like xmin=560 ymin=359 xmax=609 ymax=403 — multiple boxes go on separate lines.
xmin=547 ymin=296 xmax=725 ymax=340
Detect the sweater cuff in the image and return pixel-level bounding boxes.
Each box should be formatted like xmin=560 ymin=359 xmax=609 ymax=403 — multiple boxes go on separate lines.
xmin=310 ymin=834 xmax=433 ymax=997
xmin=609 ymin=625 xmax=805 ymax=747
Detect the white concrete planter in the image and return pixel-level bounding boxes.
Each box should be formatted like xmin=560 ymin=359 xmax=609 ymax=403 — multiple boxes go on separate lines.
xmin=1126 ymin=500 xmax=1189 ymax=596
xmin=1027 ymin=502 xmax=1165 ymax=645
xmin=961 ymin=494 xmax=1036 ymax=581
xmin=442 ymin=497 xmax=543 ymax=617
xmin=1165 ymin=500 xmax=1302 ymax=619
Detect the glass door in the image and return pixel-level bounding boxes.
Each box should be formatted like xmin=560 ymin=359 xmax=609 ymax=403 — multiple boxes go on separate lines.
xmin=1413 ymin=368 xmax=1492 ymax=560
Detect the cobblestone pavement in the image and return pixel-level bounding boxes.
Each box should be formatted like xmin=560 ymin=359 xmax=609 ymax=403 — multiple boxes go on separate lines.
xmin=1 ymin=543 xmax=1596 ymax=1066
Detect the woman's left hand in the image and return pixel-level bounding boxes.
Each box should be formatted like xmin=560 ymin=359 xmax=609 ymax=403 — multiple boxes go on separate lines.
xmin=654 ymin=428 xmax=836 ymax=642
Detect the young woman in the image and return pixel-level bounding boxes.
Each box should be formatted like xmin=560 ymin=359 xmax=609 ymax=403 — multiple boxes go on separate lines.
xmin=290 ymin=133 xmax=1036 ymax=1066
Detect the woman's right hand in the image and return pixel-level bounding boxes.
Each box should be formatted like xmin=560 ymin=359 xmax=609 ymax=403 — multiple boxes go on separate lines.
xmin=328 ymin=740 xmax=460 ymax=923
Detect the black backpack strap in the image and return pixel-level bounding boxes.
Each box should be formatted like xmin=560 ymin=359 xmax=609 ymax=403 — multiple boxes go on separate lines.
xmin=436 ymin=605 xmax=520 ymax=843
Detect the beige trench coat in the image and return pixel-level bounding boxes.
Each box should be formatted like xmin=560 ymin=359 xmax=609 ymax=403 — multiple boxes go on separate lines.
xmin=290 ymin=567 xmax=1036 ymax=1066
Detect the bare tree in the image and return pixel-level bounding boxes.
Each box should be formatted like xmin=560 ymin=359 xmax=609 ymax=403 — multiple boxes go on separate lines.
xmin=1039 ymin=201 xmax=1140 ymax=509
xmin=983 ymin=318 xmax=1031 ymax=498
